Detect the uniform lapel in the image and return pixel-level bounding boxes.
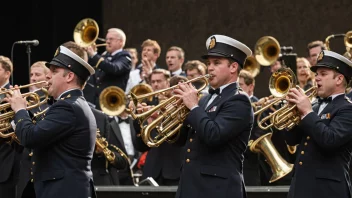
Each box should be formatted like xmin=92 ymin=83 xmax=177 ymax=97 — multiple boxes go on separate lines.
xmin=110 ymin=119 xmax=125 ymax=145
xmin=205 ymin=83 xmax=238 ymax=112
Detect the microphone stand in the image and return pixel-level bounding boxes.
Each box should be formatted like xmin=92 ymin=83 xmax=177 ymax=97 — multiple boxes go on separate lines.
xmin=26 ymin=44 xmax=32 ymax=83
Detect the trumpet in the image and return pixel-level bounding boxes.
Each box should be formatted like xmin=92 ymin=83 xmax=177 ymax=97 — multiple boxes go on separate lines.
xmin=0 ymin=82 xmax=49 ymax=141
xmin=128 ymin=74 xmax=211 ymax=147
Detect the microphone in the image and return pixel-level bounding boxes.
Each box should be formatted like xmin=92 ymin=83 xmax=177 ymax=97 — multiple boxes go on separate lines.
xmin=15 ymin=40 xmax=39 ymax=46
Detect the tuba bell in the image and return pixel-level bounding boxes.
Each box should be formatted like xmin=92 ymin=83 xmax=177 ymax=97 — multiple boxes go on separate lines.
xmin=243 ymin=56 xmax=261 ymax=77
xmin=248 ymin=133 xmax=294 ymax=183
xmin=99 ymin=86 xmax=126 ymax=116
xmin=73 ymin=18 xmax=107 ymax=48
xmin=254 ymin=36 xmax=281 ymax=66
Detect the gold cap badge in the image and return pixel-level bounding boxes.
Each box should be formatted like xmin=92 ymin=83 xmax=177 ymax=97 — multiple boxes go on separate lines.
xmin=208 ymin=36 xmax=216 ymax=50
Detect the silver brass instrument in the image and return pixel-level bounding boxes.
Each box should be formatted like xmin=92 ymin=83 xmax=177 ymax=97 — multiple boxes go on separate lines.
xmin=0 ymin=82 xmax=49 ymax=141
xmin=248 ymin=133 xmax=293 ymax=183
xmin=128 ymin=74 xmax=211 ymax=147
xmin=73 ymin=18 xmax=107 ymax=48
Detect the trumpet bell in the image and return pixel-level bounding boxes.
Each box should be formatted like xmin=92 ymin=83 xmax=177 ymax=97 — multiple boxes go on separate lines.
xmin=243 ymin=56 xmax=260 ymax=77
xmin=99 ymin=86 xmax=126 ymax=116
xmin=269 ymin=68 xmax=297 ymax=98
xmin=73 ymin=18 xmax=100 ymax=48
xmin=254 ymin=36 xmax=281 ymax=66
xmin=249 ymin=133 xmax=293 ymax=183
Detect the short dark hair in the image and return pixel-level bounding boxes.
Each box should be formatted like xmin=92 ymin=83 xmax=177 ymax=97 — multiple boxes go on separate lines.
xmin=239 ymin=69 xmax=255 ymax=86
xmin=169 ymin=75 xmax=188 ymax=86
xmin=307 ymin=40 xmax=326 ymax=54
xmin=184 ymin=60 xmax=207 ymax=75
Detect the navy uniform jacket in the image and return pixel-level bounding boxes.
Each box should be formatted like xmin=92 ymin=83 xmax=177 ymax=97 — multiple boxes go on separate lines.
xmin=90 ymin=108 xmax=127 ymax=186
xmin=285 ymin=94 xmax=352 ymax=198
xmin=84 ymin=50 xmax=131 ymax=110
xmin=133 ymin=120 xmax=184 ymax=182
xmin=17 ymin=93 xmax=50 ymax=198
xmin=14 ymin=89 xmax=97 ymax=198
xmin=175 ymin=83 xmax=253 ymax=198
xmin=0 ymin=82 xmax=21 ymax=198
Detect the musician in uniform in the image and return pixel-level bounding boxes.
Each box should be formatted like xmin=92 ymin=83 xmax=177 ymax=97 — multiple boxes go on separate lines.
xmin=0 ymin=55 xmax=17 ymax=198
xmin=285 ymin=50 xmax=352 ymax=198
xmin=5 ymin=45 xmax=97 ymax=198
xmin=173 ymin=34 xmax=253 ymax=198
xmin=83 ymin=28 xmax=131 ymax=110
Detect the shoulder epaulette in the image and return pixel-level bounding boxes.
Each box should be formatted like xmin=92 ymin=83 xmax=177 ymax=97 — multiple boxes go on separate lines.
xmin=345 ymin=96 xmax=352 ymax=103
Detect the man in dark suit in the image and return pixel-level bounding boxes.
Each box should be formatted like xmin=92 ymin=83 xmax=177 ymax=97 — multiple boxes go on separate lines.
xmin=173 ymin=34 xmax=253 ymax=198
xmin=165 ymin=46 xmax=186 ymax=77
xmin=83 ymin=28 xmax=131 ymax=110
xmin=5 ymin=45 xmax=97 ymax=198
xmin=285 ymin=50 xmax=352 ymax=198
xmin=90 ymin=107 xmax=128 ymax=185
xmin=0 ymin=55 xmax=17 ymax=198
xmin=238 ymin=69 xmax=263 ymax=186
xmin=109 ymin=109 xmax=141 ymax=185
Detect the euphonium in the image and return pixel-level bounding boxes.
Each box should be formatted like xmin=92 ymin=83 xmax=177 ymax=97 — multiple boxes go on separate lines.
xmin=128 ymin=74 xmax=211 ymax=147
xmin=254 ymin=68 xmax=317 ymax=131
xmin=0 ymin=82 xmax=49 ymax=141
xmin=248 ymin=133 xmax=293 ymax=183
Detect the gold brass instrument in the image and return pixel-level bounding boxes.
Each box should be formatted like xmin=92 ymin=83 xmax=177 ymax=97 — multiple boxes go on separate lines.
xmin=96 ymin=129 xmax=137 ymax=185
xmin=129 ymin=83 xmax=154 ymax=103
xmin=99 ymin=86 xmax=126 ymax=116
xmin=248 ymin=133 xmax=293 ymax=183
xmin=128 ymin=74 xmax=211 ymax=147
xmin=0 ymin=82 xmax=49 ymax=141
xmin=325 ymin=31 xmax=352 ymax=59
xmin=254 ymin=36 xmax=281 ymax=66
xmin=243 ymin=56 xmax=260 ymax=77
xmin=254 ymin=68 xmax=317 ymax=131
xmin=73 ymin=18 xmax=107 ymax=48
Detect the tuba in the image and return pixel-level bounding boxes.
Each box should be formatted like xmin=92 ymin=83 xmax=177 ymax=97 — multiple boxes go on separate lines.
xmin=0 ymin=81 xmax=49 ymax=141
xmin=73 ymin=18 xmax=106 ymax=48
xmin=243 ymin=56 xmax=261 ymax=77
xmin=248 ymin=133 xmax=293 ymax=183
xmin=254 ymin=36 xmax=281 ymax=66
xmin=128 ymin=74 xmax=211 ymax=147
xmin=99 ymin=86 xmax=126 ymax=116
xmin=254 ymin=67 xmax=317 ymax=131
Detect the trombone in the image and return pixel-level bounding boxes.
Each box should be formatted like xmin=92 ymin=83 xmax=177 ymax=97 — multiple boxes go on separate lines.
xmin=254 ymin=36 xmax=281 ymax=66
xmin=128 ymin=74 xmax=211 ymax=147
xmin=73 ymin=18 xmax=107 ymax=48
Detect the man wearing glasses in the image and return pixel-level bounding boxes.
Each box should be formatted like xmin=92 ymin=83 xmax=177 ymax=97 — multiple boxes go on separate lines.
xmin=83 ymin=28 xmax=132 ymax=110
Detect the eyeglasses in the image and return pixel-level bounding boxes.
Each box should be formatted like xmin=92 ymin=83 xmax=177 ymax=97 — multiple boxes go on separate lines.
xmin=105 ymin=37 xmax=121 ymax=41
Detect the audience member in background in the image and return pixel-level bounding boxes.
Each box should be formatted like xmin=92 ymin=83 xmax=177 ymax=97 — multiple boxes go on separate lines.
xmin=165 ymin=46 xmax=186 ymax=77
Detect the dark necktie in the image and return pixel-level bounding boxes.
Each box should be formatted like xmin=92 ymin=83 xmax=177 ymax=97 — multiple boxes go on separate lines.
xmin=317 ymin=96 xmax=332 ymax=105
xmin=118 ymin=118 xmax=129 ymax=124
xmin=208 ymin=88 xmax=220 ymax=95
xmin=47 ymin=96 xmax=57 ymax=105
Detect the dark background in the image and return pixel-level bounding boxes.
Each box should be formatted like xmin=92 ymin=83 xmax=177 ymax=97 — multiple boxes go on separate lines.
xmin=1 ymin=0 xmax=351 ymax=98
